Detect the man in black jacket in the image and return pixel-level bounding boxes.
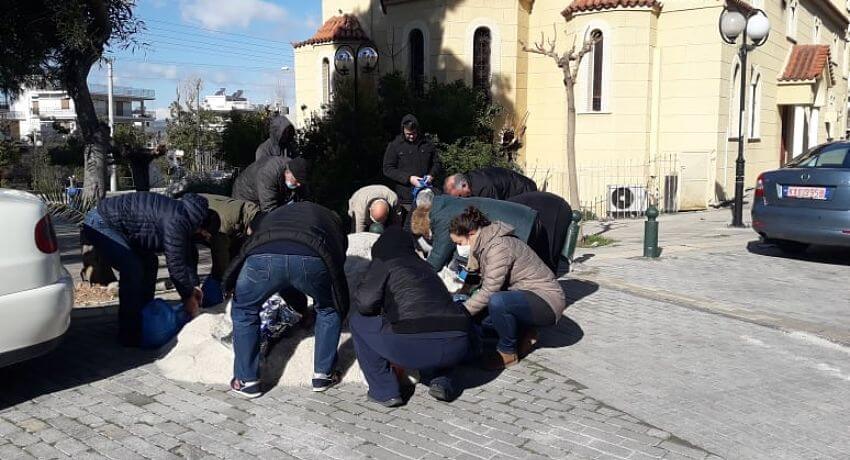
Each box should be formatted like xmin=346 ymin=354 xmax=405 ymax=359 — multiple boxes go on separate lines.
xmin=382 ymin=114 xmax=442 ymax=208
xmin=255 ymin=115 xmax=296 ymax=161
xmin=443 ymin=166 xmax=537 ymax=200
xmin=231 ymin=155 xmax=310 ymax=213
xmin=223 ymin=202 xmax=349 ymax=398
xmin=351 ymin=228 xmax=470 ymax=407
xmin=81 ymin=193 xmax=210 ymax=346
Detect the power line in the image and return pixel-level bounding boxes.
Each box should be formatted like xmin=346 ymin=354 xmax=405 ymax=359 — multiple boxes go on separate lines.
xmin=143 ymin=38 xmax=291 ymax=64
xmin=142 ymin=31 xmax=293 ymax=58
xmin=145 ymin=25 xmax=295 ymax=53
xmin=143 ymin=18 xmax=297 ymax=47
xmin=109 ymin=56 xmax=290 ymax=71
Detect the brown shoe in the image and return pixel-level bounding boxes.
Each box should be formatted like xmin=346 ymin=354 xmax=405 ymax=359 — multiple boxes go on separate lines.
xmin=482 ymin=351 xmax=519 ymax=371
xmin=518 ymin=328 xmax=539 ymax=358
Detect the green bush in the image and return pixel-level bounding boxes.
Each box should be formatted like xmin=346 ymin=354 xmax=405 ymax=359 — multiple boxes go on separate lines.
xmin=221 ymin=109 xmax=270 ymax=169
xmin=437 ymin=137 xmax=516 ymax=176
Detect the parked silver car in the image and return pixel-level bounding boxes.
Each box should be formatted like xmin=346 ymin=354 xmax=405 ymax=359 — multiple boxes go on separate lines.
xmin=752 ymin=142 xmax=850 ymax=253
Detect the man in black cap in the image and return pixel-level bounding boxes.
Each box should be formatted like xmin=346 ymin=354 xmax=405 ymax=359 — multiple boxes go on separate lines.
xmin=232 ymin=156 xmax=310 ymax=213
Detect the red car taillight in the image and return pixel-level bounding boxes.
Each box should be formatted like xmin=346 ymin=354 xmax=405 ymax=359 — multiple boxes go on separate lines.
xmin=35 ymin=214 xmax=58 ymax=254
xmin=754 ymin=174 xmax=765 ymax=199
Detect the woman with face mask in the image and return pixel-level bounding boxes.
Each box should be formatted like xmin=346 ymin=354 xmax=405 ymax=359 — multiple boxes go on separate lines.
xmin=450 ymin=207 xmax=566 ymax=370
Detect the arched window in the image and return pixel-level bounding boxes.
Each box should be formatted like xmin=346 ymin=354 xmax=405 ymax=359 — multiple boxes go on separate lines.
xmin=473 ymin=27 xmax=491 ymax=94
xmin=786 ymin=0 xmax=798 ymax=40
xmin=588 ymin=29 xmax=604 ymax=112
xmin=813 ymin=17 xmax=822 ymax=43
xmin=321 ymin=58 xmax=331 ymax=105
xmin=730 ymin=60 xmax=742 ymax=137
xmin=749 ymin=71 xmax=762 ymax=139
xmin=409 ymin=29 xmax=425 ymax=93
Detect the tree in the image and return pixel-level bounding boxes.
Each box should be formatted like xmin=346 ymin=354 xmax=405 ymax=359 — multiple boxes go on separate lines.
xmin=221 ymin=109 xmax=269 ymax=169
xmin=166 ymin=77 xmax=221 ymax=170
xmin=0 ymin=1 xmax=144 ymax=200
xmin=521 ymin=25 xmax=597 ymax=208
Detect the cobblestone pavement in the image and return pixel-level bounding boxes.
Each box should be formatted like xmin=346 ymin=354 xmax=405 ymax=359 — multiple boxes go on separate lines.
xmin=0 ymin=312 xmax=716 ymax=460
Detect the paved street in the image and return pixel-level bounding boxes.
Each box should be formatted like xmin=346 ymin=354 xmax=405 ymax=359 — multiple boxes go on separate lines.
xmin=2 ymin=209 xmax=848 ymax=459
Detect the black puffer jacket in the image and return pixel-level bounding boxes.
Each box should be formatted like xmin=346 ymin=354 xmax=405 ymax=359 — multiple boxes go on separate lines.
xmin=223 ymin=202 xmax=350 ymax=317
xmin=382 ymin=114 xmax=442 ymax=204
xmin=231 ymin=155 xmax=306 ymax=213
xmin=97 ymin=192 xmax=208 ymax=300
xmin=255 ymin=115 xmax=296 ymax=161
xmin=354 ymin=228 xmax=470 ymax=333
xmin=467 ymin=167 xmax=537 ymax=200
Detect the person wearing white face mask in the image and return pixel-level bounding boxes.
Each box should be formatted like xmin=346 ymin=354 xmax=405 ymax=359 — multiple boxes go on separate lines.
xmin=232 ymin=156 xmax=311 ymax=213
xmin=449 ymin=206 xmax=566 ymax=370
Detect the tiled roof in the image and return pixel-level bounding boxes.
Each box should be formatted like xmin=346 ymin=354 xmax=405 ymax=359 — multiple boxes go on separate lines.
xmin=780 ymin=45 xmax=833 ymax=83
xmin=562 ymin=0 xmax=662 ymax=18
xmin=293 ymin=14 xmax=370 ymax=48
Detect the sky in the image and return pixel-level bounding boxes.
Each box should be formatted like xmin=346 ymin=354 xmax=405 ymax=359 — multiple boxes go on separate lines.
xmin=87 ymin=0 xmax=323 ymax=120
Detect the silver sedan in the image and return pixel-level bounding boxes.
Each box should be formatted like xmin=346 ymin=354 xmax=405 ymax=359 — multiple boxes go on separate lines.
xmin=751 ymin=142 xmax=850 ymax=253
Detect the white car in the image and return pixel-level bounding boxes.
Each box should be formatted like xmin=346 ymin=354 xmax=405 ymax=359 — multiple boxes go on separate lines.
xmin=0 ymin=189 xmax=74 ymax=366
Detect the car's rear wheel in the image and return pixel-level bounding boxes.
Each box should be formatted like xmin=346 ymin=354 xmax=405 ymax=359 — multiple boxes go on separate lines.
xmin=774 ymin=239 xmax=810 ymax=255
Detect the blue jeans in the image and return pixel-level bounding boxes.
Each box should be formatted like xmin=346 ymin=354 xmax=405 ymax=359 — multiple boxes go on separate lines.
xmin=231 ymin=254 xmax=341 ymax=381
xmin=349 ymin=312 xmax=469 ymax=402
xmin=487 ymin=291 xmax=555 ymax=354
xmin=82 ymin=210 xmax=159 ymax=346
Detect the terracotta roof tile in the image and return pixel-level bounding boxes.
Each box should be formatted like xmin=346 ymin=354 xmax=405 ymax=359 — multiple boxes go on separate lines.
xmin=562 ymin=0 xmax=662 ymax=18
xmin=780 ymin=45 xmax=833 ymax=83
xmin=293 ymin=14 xmax=370 ymax=48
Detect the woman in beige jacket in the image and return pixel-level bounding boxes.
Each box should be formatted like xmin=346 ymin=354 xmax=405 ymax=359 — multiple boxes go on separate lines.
xmin=450 ymin=207 xmax=567 ymax=369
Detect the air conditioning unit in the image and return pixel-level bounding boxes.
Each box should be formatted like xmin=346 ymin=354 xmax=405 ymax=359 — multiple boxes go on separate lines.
xmin=607 ymin=185 xmax=648 ymax=217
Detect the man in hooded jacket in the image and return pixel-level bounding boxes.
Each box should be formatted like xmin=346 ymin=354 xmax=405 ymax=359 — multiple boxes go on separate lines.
xmin=255 ymin=115 xmax=296 ymax=161
xmin=382 ymin=114 xmax=442 ymax=207
xmin=81 ymin=193 xmax=210 ymax=346
xmin=231 ymin=156 xmax=310 ymax=213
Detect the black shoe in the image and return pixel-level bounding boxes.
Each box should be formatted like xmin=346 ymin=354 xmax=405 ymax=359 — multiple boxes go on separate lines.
xmin=230 ymin=378 xmax=263 ymax=399
xmin=428 ymin=376 xmax=456 ymax=402
xmin=312 ymin=370 xmax=342 ymax=392
xmin=367 ymin=394 xmax=404 ymax=408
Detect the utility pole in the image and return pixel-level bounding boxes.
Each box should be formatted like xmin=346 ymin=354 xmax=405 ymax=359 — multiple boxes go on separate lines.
xmin=107 ymin=58 xmax=117 ymax=192
xmin=196 ymin=80 xmax=201 ymax=171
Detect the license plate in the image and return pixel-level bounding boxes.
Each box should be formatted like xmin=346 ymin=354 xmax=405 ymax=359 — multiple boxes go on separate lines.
xmin=783 ymin=186 xmax=829 ymax=200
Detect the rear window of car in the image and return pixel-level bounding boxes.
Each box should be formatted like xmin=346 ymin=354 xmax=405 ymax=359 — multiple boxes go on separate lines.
xmin=792 ymin=145 xmax=850 ymax=168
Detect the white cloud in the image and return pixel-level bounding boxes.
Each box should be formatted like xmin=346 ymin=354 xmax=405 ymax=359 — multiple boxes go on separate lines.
xmin=180 ymin=0 xmax=287 ymax=29
xmin=128 ymin=62 xmax=180 ymax=80
xmin=154 ymin=107 xmax=172 ymax=120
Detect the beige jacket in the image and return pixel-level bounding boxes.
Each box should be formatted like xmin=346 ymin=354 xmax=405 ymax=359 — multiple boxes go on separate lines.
xmin=465 ymin=221 xmax=566 ymax=319
xmin=347 ymin=185 xmax=399 ymax=233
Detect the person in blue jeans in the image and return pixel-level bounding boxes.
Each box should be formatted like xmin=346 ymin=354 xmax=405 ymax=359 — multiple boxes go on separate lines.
xmin=222 ymin=202 xmax=350 ymax=398
xmin=81 ymin=193 xmax=210 ymax=347
xmin=449 ymin=207 xmax=567 ymax=370
xmin=351 ymin=228 xmax=471 ymax=407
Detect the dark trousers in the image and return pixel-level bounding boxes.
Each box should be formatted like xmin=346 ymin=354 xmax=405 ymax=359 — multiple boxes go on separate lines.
xmin=349 ymin=312 xmax=469 ymax=402
xmin=485 ymin=290 xmax=556 ymax=354
xmin=231 ymin=254 xmax=341 ymax=381
xmin=82 ymin=210 xmax=159 ymax=346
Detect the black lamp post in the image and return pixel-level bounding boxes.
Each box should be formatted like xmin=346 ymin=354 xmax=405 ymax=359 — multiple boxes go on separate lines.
xmin=719 ymin=6 xmax=770 ymax=227
xmin=333 ymin=43 xmax=379 ymax=113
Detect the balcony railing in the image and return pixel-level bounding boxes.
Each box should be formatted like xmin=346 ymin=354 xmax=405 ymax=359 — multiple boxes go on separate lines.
xmin=0 ymin=111 xmax=24 ymax=120
xmin=38 ymin=109 xmax=76 ymax=119
xmin=89 ymin=84 xmax=155 ymax=100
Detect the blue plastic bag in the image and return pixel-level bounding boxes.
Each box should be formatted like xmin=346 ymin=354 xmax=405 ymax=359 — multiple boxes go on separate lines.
xmin=140 ymin=299 xmax=189 ymax=349
xmin=201 ymin=277 xmax=224 ymax=308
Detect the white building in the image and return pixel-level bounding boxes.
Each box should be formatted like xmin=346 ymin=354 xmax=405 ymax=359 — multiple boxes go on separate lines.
xmin=0 ymin=84 xmax=155 ymax=143
xmin=202 ymin=89 xmax=257 ymax=113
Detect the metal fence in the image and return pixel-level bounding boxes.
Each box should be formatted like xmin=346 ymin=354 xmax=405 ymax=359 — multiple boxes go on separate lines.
xmin=527 ymin=153 xmax=680 ymax=220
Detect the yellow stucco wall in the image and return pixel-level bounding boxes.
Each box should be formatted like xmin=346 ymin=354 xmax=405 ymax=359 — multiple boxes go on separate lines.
xmin=299 ymin=0 xmax=849 ymax=212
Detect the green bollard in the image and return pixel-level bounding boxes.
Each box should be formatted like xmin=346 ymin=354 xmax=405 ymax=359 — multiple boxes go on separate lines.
xmin=643 ymin=205 xmax=660 ymax=258
xmin=562 ymin=210 xmax=583 ymax=262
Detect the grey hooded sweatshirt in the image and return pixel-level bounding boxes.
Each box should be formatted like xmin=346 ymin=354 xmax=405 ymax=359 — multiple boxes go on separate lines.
xmin=255 ymin=115 xmax=295 ymax=161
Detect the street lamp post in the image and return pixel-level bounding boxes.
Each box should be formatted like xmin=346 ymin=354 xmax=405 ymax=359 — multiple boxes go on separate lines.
xmin=719 ymin=7 xmax=770 ymax=227
xmin=333 ymin=43 xmax=379 ymax=113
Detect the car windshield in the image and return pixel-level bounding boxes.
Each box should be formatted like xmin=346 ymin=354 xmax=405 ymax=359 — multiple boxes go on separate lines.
xmin=785 ymin=144 xmax=850 ymax=169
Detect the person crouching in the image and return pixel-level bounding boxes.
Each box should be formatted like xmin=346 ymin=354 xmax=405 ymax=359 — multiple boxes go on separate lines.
xmin=449 ymin=207 xmax=566 ymax=370
xmin=350 ymin=228 xmax=471 ymax=407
